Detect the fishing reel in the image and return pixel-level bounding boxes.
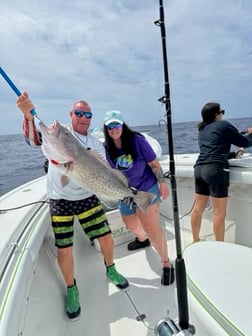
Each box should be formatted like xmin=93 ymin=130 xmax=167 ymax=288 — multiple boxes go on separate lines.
xmin=154 ymin=317 xmax=195 ymax=336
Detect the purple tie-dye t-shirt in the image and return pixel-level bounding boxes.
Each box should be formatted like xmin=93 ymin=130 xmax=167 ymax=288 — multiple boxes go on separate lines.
xmin=105 ymin=134 xmax=157 ymax=191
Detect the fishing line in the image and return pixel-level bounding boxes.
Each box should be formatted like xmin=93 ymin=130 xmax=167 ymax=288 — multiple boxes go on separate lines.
xmin=160 ymin=203 xmax=195 ymax=222
xmin=0 ymin=66 xmax=42 ymax=122
xmin=123 ymin=289 xmax=155 ymax=331
xmin=123 ymin=289 xmax=176 ymax=332
xmin=0 ymin=200 xmax=49 ymax=213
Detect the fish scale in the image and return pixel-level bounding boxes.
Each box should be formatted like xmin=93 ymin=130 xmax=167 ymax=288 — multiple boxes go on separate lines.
xmin=39 ymin=120 xmax=154 ymax=212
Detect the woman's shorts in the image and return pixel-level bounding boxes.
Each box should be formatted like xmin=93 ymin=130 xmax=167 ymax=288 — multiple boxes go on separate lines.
xmin=119 ymin=182 xmax=160 ymax=216
xmin=194 ymin=163 xmax=230 ymax=198
xmin=49 ymin=195 xmax=111 ymax=248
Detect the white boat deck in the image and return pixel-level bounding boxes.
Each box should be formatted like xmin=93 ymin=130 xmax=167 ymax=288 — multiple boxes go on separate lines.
xmin=15 ymin=207 xmax=236 ymax=336
xmin=19 ymin=213 xmax=213 ymax=336
xmin=0 ymin=175 xmax=209 ymax=335
xmin=1 ymin=152 xmax=252 ymax=335
xmin=23 ymin=224 xmax=178 ymax=336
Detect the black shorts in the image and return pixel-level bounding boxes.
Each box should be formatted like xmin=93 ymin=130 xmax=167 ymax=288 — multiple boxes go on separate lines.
xmin=194 ymin=163 xmax=230 ymax=198
xmin=49 ymin=195 xmax=111 ymax=248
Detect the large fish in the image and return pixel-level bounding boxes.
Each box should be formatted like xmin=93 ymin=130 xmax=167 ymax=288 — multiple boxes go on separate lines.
xmin=39 ymin=120 xmax=154 ymax=212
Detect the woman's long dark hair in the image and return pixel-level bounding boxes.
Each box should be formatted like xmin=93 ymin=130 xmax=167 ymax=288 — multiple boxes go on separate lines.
xmin=198 ymin=102 xmax=221 ymax=130
xmin=103 ymin=123 xmax=143 ymax=161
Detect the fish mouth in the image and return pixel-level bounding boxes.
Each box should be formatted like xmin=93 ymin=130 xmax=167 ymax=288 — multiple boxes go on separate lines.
xmin=39 ymin=120 xmax=60 ymax=137
xmin=48 ymin=120 xmax=59 ymax=130
xmin=39 ymin=120 xmax=58 ymax=128
xmin=40 ymin=120 xmax=58 ymax=130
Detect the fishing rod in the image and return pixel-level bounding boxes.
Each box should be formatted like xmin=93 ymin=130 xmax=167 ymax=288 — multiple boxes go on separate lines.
xmin=0 ymin=66 xmax=41 ymax=121
xmin=154 ymin=1 xmax=195 ymax=335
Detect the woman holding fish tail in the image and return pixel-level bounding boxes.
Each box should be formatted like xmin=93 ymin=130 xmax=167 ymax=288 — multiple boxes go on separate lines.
xmin=103 ymin=110 xmax=174 ymax=286
xmin=16 ymin=93 xmax=129 ymax=321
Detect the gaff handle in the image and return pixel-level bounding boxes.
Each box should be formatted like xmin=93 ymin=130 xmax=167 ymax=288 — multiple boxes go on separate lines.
xmin=0 ymin=66 xmax=37 ymax=117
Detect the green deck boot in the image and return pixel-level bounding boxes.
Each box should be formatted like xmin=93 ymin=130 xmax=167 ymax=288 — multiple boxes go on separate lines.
xmin=106 ymin=264 xmax=129 ymax=289
xmin=65 ymin=280 xmax=81 ymax=320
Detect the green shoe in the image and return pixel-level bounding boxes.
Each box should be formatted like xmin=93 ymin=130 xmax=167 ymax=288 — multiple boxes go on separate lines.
xmin=65 ymin=280 xmax=81 ymax=321
xmin=106 ymin=264 xmax=129 ymax=289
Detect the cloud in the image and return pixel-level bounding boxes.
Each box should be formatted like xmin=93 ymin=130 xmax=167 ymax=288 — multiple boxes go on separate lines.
xmin=1 ymin=0 xmax=252 ymax=134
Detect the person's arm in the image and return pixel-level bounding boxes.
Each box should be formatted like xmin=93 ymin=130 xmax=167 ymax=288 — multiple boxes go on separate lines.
xmin=227 ymin=148 xmax=244 ymax=159
xmin=148 ymin=158 xmax=169 ymax=200
xmin=17 ymin=92 xmax=42 ymax=146
xmin=241 ymin=127 xmax=252 ymax=135
xmin=226 ymin=122 xmax=252 ymax=148
xmin=148 ymin=159 xmax=166 ymax=181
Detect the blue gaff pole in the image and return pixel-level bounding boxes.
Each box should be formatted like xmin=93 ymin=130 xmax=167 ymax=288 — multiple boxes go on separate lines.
xmin=0 ymin=66 xmax=40 ymax=120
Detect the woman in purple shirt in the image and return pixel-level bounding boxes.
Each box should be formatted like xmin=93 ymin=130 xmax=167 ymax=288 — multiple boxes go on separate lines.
xmin=103 ymin=110 xmax=174 ymax=286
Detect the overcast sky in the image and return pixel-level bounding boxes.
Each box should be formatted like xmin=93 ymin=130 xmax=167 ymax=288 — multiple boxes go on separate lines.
xmin=1 ymin=0 xmax=252 ymax=135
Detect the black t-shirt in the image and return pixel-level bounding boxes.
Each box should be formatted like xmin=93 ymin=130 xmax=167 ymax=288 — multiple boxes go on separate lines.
xmin=195 ymin=120 xmax=252 ymax=167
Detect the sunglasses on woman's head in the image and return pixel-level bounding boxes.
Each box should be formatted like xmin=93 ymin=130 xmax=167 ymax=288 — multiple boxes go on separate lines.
xmin=74 ymin=110 xmax=93 ymax=119
xmin=217 ymin=109 xmax=225 ymax=115
xmin=107 ymin=123 xmax=123 ymax=130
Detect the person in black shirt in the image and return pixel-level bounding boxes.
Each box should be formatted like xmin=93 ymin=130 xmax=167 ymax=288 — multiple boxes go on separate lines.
xmin=191 ymin=102 xmax=252 ymax=241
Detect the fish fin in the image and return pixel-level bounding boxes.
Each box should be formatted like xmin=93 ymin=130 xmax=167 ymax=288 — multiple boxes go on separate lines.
xmin=99 ymin=197 xmax=119 ymax=210
xmin=61 ymin=175 xmax=70 ymax=187
xmin=64 ymin=162 xmax=75 ymax=171
xmin=133 ymin=191 xmax=155 ymax=213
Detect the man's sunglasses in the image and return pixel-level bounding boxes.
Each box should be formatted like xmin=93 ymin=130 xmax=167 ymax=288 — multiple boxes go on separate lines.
xmin=74 ymin=110 xmax=93 ymax=119
xmin=107 ymin=123 xmax=123 ymax=130
xmin=217 ymin=109 xmax=225 ymax=115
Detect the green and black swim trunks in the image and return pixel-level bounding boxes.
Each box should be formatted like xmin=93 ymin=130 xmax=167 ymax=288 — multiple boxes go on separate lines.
xmin=49 ymin=195 xmax=111 ymax=248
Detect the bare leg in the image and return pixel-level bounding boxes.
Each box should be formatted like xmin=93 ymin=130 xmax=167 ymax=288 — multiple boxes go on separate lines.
xmin=136 ymin=203 xmax=172 ymax=268
xmin=191 ymin=194 xmax=209 ymax=242
xmin=97 ymin=233 xmax=114 ymax=266
xmin=210 ymin=196 xmax=227 ymax=241
xmin=122 ymin=214 xmax=148 ymax=241
xmin=57 ymin=246 xmax=75 ymax=286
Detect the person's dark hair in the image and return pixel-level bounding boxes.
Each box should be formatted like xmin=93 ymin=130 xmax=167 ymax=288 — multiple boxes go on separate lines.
xmin=103 ymin=123 xmax=143 ymax=161
xmin=197 ymin=102 xmax=221 ymax=130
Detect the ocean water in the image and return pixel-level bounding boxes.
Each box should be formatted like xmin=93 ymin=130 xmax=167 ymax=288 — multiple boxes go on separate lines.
xmin=1 ymin=117 xmax=252 ymax=196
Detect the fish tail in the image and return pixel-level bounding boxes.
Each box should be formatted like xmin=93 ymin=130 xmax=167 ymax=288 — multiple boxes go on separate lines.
xmin=133 ymin=191 xmax=155 ymax=213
